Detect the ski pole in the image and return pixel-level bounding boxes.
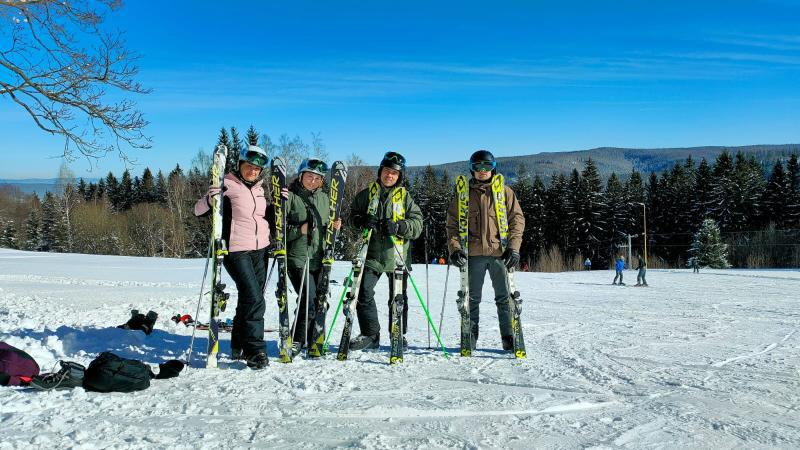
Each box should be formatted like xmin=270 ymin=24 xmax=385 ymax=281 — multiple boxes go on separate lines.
xmin=289 ymin=258 xmax=309 ymax=343
xmin=187 ymin=243 xmax=213 ymax=366
xmin=424 ymin=224 xmax=430 ymax=349
xmin=389 ymin=237 xmax=449 ymax=358
xmin=438 ymin=262 xmax=450 ymax=338
xmin=322 ymin=268 xmax=353 ymax=352
xmin=304 ymin=252 xmax=310 ymax=354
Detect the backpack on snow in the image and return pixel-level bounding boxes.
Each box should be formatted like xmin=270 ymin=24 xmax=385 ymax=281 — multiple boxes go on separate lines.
xmin=83 ymin=352 xmax=153 ymax=393
xmin=0 ymin=342 xmax=40 ymax=386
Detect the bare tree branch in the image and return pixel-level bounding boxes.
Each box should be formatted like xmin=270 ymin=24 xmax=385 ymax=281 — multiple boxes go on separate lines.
xmin=0 ymin=0 xmax=150 ymax=163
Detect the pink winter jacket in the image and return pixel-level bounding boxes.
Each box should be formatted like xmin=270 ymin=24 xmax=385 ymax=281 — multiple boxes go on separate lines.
xmin=194 ymin=173 xmax=270 ymax=252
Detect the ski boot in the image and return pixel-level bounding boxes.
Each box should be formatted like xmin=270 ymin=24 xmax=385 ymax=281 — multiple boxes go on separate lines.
xmin=30 ymin=361 xmax=85 ymax=390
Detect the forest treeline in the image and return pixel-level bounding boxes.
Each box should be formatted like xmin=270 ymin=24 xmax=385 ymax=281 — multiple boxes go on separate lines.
xmin=2 ymin=127 xmax=799 ymax=270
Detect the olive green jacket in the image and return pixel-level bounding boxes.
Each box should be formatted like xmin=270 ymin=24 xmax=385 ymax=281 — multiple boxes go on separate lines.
xmin=286 ymin=180 xmax=331 ymax=271
xmin=349 ymin=183 xmax=423 ymax=273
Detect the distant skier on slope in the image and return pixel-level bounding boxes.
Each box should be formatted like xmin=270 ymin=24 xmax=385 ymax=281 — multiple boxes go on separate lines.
xmin=635 ymin=256 xmax=648 ymax=286
xmin=194 ymin=145 xmax=273 ymax=370
xmin=284 ymin=159 xmax=341 ymax=357
xmin=347 ymin=151 xmax=423 ymax=352
xmin=445 ymin=150 xmax=525 ymax=352
xmin=612 ymin=256 xmax=625 ymax=285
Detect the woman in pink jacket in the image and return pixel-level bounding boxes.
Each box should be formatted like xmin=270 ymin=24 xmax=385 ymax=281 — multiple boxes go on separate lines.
xmin=194 ymin=145 xmax=271 ymax=370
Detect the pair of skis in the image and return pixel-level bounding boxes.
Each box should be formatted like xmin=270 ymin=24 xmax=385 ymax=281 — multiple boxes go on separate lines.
xmin=455 ymin=174 xmax=526 ymax=359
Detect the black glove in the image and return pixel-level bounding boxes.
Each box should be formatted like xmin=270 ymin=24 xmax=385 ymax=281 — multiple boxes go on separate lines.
xmin=383 ymin=219 xmax=408 ymax=237
xmin=503 ymin=249 xmax=520 ymax=270
xmin=155 ymin=360 xmax=185 ymax=379
xmin=450 ymin=249 xmax=468 ymax=268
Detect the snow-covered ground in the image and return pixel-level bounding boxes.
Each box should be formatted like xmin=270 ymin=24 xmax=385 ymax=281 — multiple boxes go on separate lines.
xmin=1 ymin=248 xmax=798 ymax=449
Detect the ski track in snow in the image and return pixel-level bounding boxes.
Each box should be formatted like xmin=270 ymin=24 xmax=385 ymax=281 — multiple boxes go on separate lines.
xmin=1 ymin=248 xmax=799 ymax=448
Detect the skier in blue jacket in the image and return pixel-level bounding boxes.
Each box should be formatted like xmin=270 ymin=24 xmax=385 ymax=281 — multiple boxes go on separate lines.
xmin=612 ymin=256 xmax=625 ymax=285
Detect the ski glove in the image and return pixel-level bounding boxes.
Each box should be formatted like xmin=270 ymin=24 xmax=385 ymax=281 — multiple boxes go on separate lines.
xmin=382 ymin=219 xmax=408 ymax=237
xmin=450 ymin=249 xmax=468 ymax=268
xmin=502 ymin=249 xmax=520 ymax=270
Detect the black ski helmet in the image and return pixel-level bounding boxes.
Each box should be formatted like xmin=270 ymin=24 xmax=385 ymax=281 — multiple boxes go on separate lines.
xmin=469 ymin=149 xmax=497 ymax=176
xmin=380 ymin=151 xmax=406 ymax=172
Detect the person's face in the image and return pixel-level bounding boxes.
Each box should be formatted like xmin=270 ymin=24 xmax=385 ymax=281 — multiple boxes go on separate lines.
xmin=239 ymin=162 xmax=262 ymax=182
xmin=474 ymin=168 xmax=492 ymax=181
xmin=301 ymin=172 xmax=324 ymax=190
xmin=380 ymin=167 xmax=400 ymax=187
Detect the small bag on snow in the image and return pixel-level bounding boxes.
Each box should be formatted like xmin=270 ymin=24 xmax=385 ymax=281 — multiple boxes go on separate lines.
xmin=0 ymin=342 xmax=40 ymax=386
xmin=83 ymin=352 xmax=153 ymax=393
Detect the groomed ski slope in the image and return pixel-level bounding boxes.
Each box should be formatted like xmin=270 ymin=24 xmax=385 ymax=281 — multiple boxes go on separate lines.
xmin=1 ymin=248 xmax=798 ymax=449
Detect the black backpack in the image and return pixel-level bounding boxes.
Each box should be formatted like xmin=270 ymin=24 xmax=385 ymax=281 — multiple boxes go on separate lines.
xmin=83 ymin=352 xmax=153 ymax=393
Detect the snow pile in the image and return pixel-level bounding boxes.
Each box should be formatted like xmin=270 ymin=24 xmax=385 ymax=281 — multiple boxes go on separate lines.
xmin=1 ymin=248 xmax=798 ymax=448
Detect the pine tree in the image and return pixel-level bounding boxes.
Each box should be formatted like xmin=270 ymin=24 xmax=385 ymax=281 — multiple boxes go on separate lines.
xmin=604 ymin=172 xmax=629 ymax=259
xmin=0 ymin=217 xmax=18 ymax=249
xmin=246 ymin=125 xmax=259 ymax=146
xmin=690 ymin=218 xmax=730 ymax=268
xmin=760 ymin=160 xmax=788 ymax=227
xmin=118 ymin=170 xmax=134 ymax=211
xmin=574 ymin=158 xmax=607 ymax=261
xmin=155 ymin=170 xmax=168 ymax=205
xmin=39 ymin=192 xmax=59 ymax=251
xmin=23 ymin=203 xmax=41 ymax=251
xmin=96 ymin=179 xmax=107 ymax=203
xmin=785 ymin=154 xmax=800 ymax=227
xmin=545 ymin=172 xmax=569 ymax=254
xmin=139 ymin=167 xmax=156 ymax=204
xmin=731 ymin=152 xmax=764 ymax=232
xmin=228 ymin=127 xmax=243 ymax=173
xmin=691 ymin=158 xmax=713 ymax=229
xmin=708 ymin=151 xmax=736 ymax=230
xmin=105 ymin=172 xmax=120 ymax=210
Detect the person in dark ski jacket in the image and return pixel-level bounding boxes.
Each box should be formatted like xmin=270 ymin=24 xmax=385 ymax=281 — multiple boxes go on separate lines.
xmin=612 ymin=256 xmax=625 ymax=285
xmin=347 ymin=151 xmax=423 ymax=351
xmin=635 ymin=256 xmax=648 ymax=286
xmin=194 ymin=145 xmax=273 ymax=370
xmin=285 ymin=159 xmax=340 ymax=356
xmin=445 ymin=150 xmax=525 ymax=352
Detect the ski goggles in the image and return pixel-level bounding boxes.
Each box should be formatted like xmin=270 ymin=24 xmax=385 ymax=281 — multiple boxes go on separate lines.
xmin=242 ymin=150 xmax=268 ymax=169
xmin=470 ymin=160 xmax=496 ymax=172
xmin=298 ymin=158 xmax=329 ymax=176
xmin=381 ymin=151 xmax=406 ymax=170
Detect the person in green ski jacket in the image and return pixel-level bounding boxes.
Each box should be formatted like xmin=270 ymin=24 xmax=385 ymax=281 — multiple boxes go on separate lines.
xmin=347 ymin=151 xmax=423 ymax=351
xmin=285 ymin=159 xmax=341 ymax=356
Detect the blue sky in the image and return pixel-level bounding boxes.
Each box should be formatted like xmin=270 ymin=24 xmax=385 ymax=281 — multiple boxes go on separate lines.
xmin=2 ymin=0 xmax=800 ymax=178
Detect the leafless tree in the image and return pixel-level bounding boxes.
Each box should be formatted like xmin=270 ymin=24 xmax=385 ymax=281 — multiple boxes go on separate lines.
xmin=0 ymin=0 xmax=150 ymax=163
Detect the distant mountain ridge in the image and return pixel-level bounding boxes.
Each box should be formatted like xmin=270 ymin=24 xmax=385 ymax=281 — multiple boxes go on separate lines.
xmin=404 ymin=144 xmax=800 ymax=181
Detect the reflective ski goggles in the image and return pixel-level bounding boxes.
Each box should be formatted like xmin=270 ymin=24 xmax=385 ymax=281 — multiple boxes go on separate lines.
xmin=470 ymin=160 xmax=496 ymax=172
xmin=298 ymin=158 xmax=329 ymax=176
xmin=242 ymin=150 xmax=268 ymax=169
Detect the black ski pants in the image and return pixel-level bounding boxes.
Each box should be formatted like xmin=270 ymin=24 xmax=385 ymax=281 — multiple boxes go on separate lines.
xmin=288 ymin=264 xmax=321 ymax=346
xmin=222 ymin=248 xmax=267 ymax=355
xmin=467 ymin=255 xmax=512 ymax=342
xmin=356 ymin=268 xmax=408 ymax=338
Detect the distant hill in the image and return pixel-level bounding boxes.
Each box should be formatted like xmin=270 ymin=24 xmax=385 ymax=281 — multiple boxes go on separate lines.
xmin=404 ymin=144 xmax=800 ymax=181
